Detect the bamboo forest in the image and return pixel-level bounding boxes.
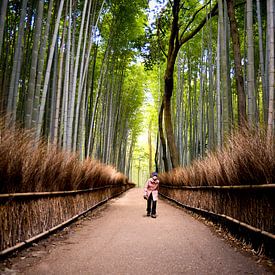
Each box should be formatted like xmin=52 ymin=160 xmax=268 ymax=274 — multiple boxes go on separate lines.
xmin=0 ymin=0 xmax=274 ymax=177
xmin=0 ymin=0 xmax=275 ymax=269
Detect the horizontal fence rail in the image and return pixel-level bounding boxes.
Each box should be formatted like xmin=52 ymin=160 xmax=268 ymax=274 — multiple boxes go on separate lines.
xmin=0 ymin=185 xmax=117 ymax=200
xmin=160 ymin=183 xmax=275 ymax=257
xmin=160 ymin=184 xmax=275 ymax=190
xmin=0 ymin=183 xmax=134 ymax=257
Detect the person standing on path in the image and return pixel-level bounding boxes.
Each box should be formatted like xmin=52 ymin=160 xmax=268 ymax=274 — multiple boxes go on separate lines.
xmin=144 ymin=172 xmax=159 ymax=218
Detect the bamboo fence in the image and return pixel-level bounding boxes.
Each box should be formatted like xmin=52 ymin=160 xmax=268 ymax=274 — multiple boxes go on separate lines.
xmin=0 ymin=183 xmax=134 ymax=256
xmin=159 ymin=184 xmax=275 ymax=257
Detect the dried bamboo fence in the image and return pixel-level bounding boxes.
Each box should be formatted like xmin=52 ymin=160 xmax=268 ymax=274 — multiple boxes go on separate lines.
xmin=159 ymin=184 xmax=275 ymax=257
xmin=0 ymin=183 xmax=134 ymax=256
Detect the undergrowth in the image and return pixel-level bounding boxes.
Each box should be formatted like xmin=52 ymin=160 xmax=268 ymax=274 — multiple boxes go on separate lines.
xmin=0 ymin=122 xmax=127 ymax=193
xmin=160 ymin=127 xmax=274 ymax=186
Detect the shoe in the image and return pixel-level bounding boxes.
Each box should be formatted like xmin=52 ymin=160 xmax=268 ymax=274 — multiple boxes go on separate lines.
xmin=151 ymin=214 xmax=156 ymax=218
xmin=147 ymin=212 xmax=151 ymax=216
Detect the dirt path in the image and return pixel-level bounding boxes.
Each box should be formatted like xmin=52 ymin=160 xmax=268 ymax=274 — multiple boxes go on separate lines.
xmin=2 ymin=188 xmax=273 ymax=274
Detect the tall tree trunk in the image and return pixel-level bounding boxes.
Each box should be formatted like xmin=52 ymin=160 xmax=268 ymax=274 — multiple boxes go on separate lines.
xmin=164 ymin=0 xmax=180 ymax=168
xmin=207 ymin=6 xmax=215 ymax=151
xmin=87 ymin=43 xmax=110 ymax=157
xmin=18 ymin=7 xmax=33 ymax=124
xmin=84 ymin=20 xmax=96 ymax=157
xmin=36 ymin=0 xmax=65 ymax=139
xmin=25 ymin=0 xmax=44 ymax=128
xmin=183 ymin=100 xmax=189 ymax=165
xmin=0 ymin=0 xmax=8 ymax=56
xmin=49 ymin=45 xmax=58 ymax=143
xmin=247 ymin=0 xmax=256 ymax=126
xmin=187 ymin=54 xmax=193 ymax=162
xmin=148 ymin=120 xmax=153 ymax=174
xmin=7 ymin=0 xmax=28 ymax=123
xmin=224 ymin=1 xmax=233 ymax=129
xmin=53 ymin=22 xmax=67 ymax=146
xmin=70 ymin=0 xmax=88 ymax=151
xmin=227 ymin=0 xmax=246 ymax=126
xmin=199 ymin=43 xmax=205 ymax=155
xmin=267 ymin=0 xmax=274 ymax=141
xmin=216 ymin=3 xmax=222 ymax=147
xmin=158 ymin=99 xmax=169 ymax=171
xmin=154 ymin=134 xmax=159 ymax=173
xmin=102 ymin=61 xmax=113 ymax=163
xmin=80 ymin=0 xmax=105 ymax=94
xmin=78 ymin=85 xmax=86 ymax=159
xmin=73 ymin=0 xmax=92 ymax=151
xmin=265 ymin=11 xmax=269 ymax=120
xmin=176 ymin=54 xmax=184 ymax=165
xmin=62 ymin=1 xmax=71 ymax=149
xmin=85 ymin=1 xmax=107 ymax=157
xmin=126 ymin=136 xmax=134 ymax=178
xmin=0 ymin=23 xmax=12 ymax=115
xmin=193 ymin=72 xmax=198 ymax=158
xmin=67 ymin=3 xmax=76 ymax=151
xmin=256 ymin=0 xmax=267 ymax=124
xmin=32 ymin=0 xmax=54 ymax=128
xmin=85 ymin=45 xmax=97 ymax=157
xmin=218 ymin=0 xmax=229 ymax=139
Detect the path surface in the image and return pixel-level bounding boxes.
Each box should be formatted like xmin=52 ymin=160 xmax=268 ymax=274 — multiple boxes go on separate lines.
xmin=20 ymin=189 xmax=271 ymax=274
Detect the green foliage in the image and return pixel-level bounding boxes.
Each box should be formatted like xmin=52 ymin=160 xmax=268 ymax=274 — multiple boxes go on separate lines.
xmin=100 ymin=0 xmax=148 ymax=53
xmin=142 ymin=0 xmax=216 ymax=70
xmin=121 ymin=64 xmax=146 ymax=139
xmin=143 ymin=67 xmax=163 ymax=130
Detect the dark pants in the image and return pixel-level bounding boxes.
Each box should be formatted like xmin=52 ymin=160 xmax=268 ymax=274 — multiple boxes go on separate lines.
xmin=147 ymin=193 xmax=157 ymax=215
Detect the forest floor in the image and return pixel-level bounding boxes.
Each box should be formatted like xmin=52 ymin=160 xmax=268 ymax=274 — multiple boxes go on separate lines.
xmin=0 ymin=188 xmax=274 ymax=275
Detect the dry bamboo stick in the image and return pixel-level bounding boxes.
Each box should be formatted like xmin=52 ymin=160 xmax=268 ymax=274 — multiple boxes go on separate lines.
xmin=160 ymin=193 xmax=275 ymax=241
xmin=160 ymin=184 xmax=275 ymax=190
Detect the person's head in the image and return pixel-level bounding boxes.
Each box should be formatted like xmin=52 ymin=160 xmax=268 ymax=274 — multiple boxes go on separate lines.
xmin=152 ymin=172 xmax=158 ymax=180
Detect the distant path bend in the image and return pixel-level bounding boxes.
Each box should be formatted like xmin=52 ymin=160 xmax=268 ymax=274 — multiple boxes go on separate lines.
xmin=23 ymin=188 xmax=271 ymax=274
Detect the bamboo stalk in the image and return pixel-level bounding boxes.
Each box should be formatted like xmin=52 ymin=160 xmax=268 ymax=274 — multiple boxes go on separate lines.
xmin=160 ymin=183 xmax=275 ymax=190
xmin=160 ymin=192 xmax=275 ymax=241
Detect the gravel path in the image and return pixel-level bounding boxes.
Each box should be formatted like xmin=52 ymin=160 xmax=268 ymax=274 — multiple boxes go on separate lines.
xmin=15 ymin=188 xmax=273 ymax=274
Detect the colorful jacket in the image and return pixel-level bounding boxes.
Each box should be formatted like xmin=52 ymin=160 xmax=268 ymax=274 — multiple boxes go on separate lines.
xmin=144 ymin=177 xmax=159 ymax=201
